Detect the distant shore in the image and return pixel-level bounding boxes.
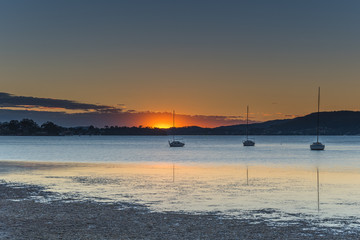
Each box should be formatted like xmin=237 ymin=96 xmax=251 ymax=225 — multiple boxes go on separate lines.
xmin=2 ymin=111 xmax=360 ymax=136
xmin=0 ymin=180 xmax=358 ymax=239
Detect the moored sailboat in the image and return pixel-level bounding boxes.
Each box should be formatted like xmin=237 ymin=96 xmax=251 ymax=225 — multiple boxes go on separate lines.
xmin=243 ymin=106 xmax=255 ymax=146
xmin=310 ymin=87 xmax=325 ymax=150
xmin=169 ymin=110 xmax=185 ymax=147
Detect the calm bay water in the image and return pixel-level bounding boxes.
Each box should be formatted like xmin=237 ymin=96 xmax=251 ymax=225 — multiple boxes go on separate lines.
xmin=1 ymin=135 xmax=360 ymax=167
xmin=1 ymin=135 xmax=360 ymax=227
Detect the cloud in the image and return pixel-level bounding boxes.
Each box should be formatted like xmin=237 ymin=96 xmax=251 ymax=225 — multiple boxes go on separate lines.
xmin=0 ymin=92 xmax=252 ymax=128
xmin=285 ymin=114 xmax=300 ymax=118
xmin=0 ymin=92 xmax=122 ymax=113
xmin=0 ymin=109 xmax=249 ymax=128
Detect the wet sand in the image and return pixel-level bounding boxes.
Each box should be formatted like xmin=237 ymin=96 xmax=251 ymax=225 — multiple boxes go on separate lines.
xmin=0 ymin=181 xmax=359 ymax=240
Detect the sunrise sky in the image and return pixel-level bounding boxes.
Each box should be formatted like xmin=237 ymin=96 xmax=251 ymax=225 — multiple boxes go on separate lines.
xmin=1 ymin=1 xmax=360 ymax=127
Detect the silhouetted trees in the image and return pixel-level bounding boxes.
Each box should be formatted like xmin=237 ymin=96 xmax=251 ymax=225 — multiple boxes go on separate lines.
xmin=19 ymin=119 xmax=39 ymax=135
xmin=0 ymin=119 xmax=168 ymax=136
xmin=8 ymin=120 xmax=20 ymax=132
xmin=0 ymin=119 xmax=59 ymax=135
xmin=41 ymin=121 xmax=63 ymax=136
xmin=0 ymin=119 xmax=40 ymax=135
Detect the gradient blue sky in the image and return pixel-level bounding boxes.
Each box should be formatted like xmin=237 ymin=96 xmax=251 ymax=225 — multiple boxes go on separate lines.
xmin=1 ymin=0 xmax=360 ymax=126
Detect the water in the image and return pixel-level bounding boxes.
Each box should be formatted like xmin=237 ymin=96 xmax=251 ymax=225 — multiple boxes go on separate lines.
xmin=1 ymin=135 xmax=360 ymax=167
xmin=1 ymin=135 xmax=360 ymax=228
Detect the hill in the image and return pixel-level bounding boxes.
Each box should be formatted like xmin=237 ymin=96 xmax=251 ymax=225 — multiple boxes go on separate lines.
xmin=171 ymin=111 xmax=360 ymax=135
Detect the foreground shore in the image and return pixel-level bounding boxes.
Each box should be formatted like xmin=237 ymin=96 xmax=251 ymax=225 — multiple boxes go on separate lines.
xmin=0 ymin=182 xmax=359 ymax=240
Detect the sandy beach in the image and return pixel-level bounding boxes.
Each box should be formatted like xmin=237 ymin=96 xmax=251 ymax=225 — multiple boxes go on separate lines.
xmin=0 ymin=180 xmax=359 ymax=240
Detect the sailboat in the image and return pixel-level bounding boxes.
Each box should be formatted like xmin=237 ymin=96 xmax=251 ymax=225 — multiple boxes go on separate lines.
xmin=169 ymin=110 xmax=185 ymax=147
xmin=310 ymin=87 xmax=325 ymax=150
xmin=243 ymin=106 xmax=255 ymax=146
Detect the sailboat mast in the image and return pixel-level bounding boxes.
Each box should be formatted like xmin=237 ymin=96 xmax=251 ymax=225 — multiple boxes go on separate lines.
xmin=173 ymin=110 xmax=175 ymax=128
xmin=317 ymin=87 xmax=320 ymax=142
xmin=246 ymin=106 xmax=249 ymax=140
xmin=173 ymin=110 xmax=175 ymax=140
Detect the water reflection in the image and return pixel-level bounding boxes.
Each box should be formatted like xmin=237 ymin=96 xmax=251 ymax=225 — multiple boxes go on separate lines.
xmin=317 ymin=167 xmax=320 ymax=212
xmin=246 ymin=166 xmax=249 ymax=185
xmin=172 ymin=164 xmax=175 ymax=183
xmin=1 ymin=161 xmax=360 ymax=226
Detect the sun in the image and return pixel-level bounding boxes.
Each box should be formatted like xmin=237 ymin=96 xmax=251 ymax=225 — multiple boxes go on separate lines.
xmin=152 ymin=123 xmax=172 ymax=129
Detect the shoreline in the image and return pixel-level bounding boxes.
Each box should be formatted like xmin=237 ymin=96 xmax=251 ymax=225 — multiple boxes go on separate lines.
xmin=0 ymin=181 xmax=359 ymax=239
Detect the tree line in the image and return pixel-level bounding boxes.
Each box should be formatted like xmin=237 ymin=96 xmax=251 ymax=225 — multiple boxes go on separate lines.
xmin=0 ymin=119 xmax=168 ymax=136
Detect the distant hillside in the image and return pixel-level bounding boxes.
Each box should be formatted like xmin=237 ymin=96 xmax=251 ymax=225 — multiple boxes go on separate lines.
xmin=1 ymin=111 xmax=360 ymax=135
xmin=171 ymin=111 xmax=360 ymax=135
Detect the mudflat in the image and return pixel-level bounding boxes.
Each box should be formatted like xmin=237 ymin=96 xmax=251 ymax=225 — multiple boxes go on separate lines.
xmin=0 ymin=182 xmax=358 ymax=240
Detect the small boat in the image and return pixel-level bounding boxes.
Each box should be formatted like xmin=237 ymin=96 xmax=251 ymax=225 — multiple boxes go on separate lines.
xmin=169 ymin=110 xmax=185 ymax=147
xmin=310 ymin=87 xmax=325 ymax=150
xmin=169 ymin=140 xmax=185 ymax=147
xmin=311 ymin=142 xmax=325 ymax=150
xmin=243 ymin=106 xmax=255 ymax=146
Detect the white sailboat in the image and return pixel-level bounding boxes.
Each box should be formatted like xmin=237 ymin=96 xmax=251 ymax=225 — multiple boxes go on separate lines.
xmin=243 ymin=106 xmax=255 ymax=146
xmin=310 ymin=87 xmax=325 ymax=150
xmin=169 ymin=110 xmax=185 ymax=147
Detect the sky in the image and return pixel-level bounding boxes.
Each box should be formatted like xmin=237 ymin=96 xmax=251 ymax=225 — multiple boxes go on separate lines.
xmin=1 ymin=0 xmax=360 ymax=127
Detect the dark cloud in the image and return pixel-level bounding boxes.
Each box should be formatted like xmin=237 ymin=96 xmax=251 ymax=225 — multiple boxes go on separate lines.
xmin=0 ymin=92 xmax=249 ymax=128
xmin=0 ymin=92 xmax=122 ymax=113
xmin=0 ymin=109 xmax=248 ymax=128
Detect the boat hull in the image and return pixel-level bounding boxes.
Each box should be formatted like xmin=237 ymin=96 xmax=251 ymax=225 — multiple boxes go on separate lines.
xmin=169 ymin=140 xmax=185 ymax=147
xmin=243 ymin=140 xmax=255 ymax=146
xmin=310 ymin=142 xmax=325 ymax=150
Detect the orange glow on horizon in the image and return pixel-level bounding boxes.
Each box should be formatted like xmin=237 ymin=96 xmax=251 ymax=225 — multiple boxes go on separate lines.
xmin=141 ymin=113 xmax=186 ymax=128
xmin=152 ymin=123 xmax=172 ymax=129
xmin=133 ymin=112 xmax=245 ymax=128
